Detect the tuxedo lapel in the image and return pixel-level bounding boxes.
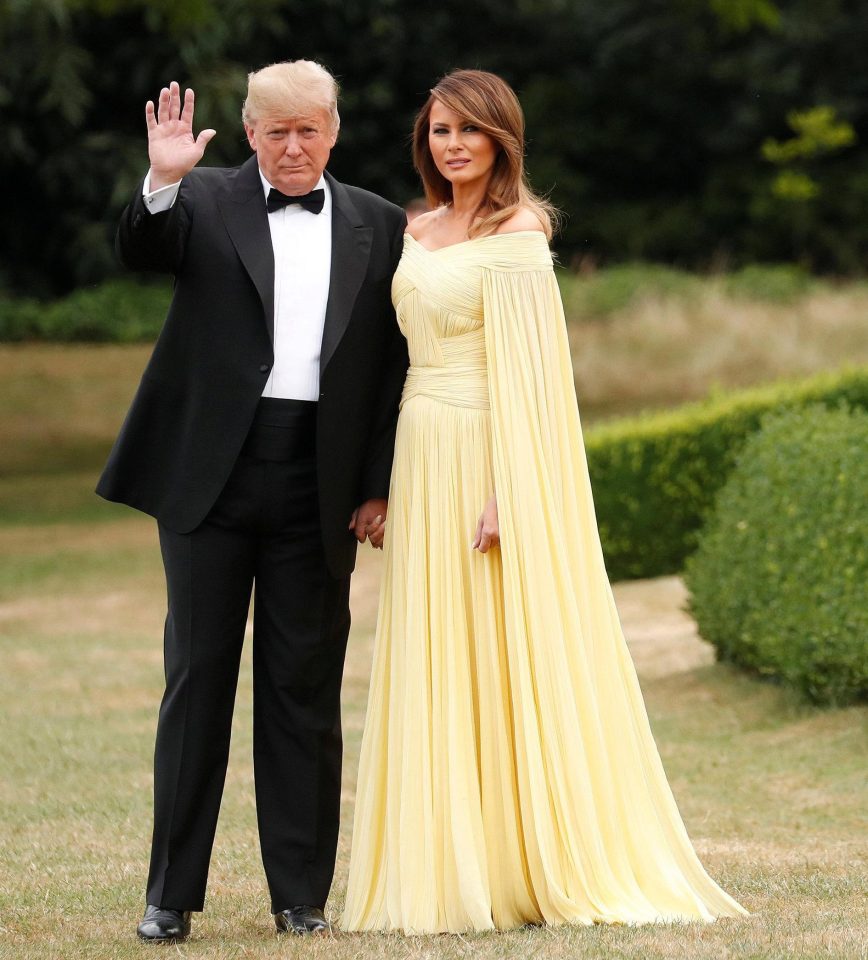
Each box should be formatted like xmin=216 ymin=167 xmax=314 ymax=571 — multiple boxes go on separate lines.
xmin=218 ymin=156 xmax=276 ymax=344
xmin=320 ymin=172 xmax=373 ymax=374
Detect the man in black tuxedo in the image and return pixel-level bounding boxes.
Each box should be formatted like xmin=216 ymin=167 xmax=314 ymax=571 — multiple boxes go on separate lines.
xmin=97 ymin=61 xmax=408 ymax=941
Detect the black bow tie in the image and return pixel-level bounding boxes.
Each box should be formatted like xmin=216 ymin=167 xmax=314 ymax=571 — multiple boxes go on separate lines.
xmin=266 ymin=187 xmax=325 ymax=215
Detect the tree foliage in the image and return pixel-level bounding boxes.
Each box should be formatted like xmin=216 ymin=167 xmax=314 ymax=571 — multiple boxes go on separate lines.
xmin=1 ymin=0 xmax=866 ymax=295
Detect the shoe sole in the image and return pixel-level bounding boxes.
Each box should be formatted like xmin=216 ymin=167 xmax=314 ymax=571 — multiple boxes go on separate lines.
xmin=275 ymin=922 xmax=332 ymax=935
xmin=136 ymin=932 xmax=190 ymax=943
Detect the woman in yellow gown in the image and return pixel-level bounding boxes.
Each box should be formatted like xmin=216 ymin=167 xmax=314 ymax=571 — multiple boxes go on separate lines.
xmin=342 ymin=69 xmax=747 ymax=934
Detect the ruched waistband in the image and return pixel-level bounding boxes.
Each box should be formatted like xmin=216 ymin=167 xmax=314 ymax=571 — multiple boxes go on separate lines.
xmin=401 ymin=363 xmax=489 ymax=410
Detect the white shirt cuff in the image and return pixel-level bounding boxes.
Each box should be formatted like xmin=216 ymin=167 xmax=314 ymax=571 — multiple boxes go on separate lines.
xmin=142 ymin=172 xmax=181 ymax=214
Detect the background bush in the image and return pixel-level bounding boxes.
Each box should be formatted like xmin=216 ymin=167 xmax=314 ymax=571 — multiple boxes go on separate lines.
xmin=557 ymin=262 xmax=823 ymax=323
xmin=683 ymin=405 xmax=868 ymax=706
xmin=722 ymin=263 xmax=818 ymax=303
xmin=0 ymin=280 xmax=169 ymax=342
xmin=559 ymin=263 xmax=704 ymax=321
xmin=584 ymin=367 xmax=868 ymax=580
xmin=0 ymin=262 xmax=827 ymax=343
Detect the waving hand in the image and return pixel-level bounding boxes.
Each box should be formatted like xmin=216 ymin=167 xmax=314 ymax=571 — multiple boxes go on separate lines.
xmin=147 ymin=81 xmax=216 ymax=190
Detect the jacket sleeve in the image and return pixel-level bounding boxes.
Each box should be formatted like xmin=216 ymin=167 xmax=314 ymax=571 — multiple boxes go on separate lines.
xmin=115 ymin=176 xmax=193 ymax=275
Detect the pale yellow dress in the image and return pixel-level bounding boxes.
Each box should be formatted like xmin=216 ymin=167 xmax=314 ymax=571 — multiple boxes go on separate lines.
xmin=342 ymin=231 xmax=747 ymax=933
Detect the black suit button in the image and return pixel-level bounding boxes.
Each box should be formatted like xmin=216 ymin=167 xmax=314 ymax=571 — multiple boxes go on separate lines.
xmin=133 ymin=213 xmax=143 ymax=227
xmin=259 ymin=364 xmax=270 ymax=373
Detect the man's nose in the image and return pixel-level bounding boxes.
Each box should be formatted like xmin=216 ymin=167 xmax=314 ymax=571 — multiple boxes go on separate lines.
xmin=284 ymin=134 xmax=303 ymax=156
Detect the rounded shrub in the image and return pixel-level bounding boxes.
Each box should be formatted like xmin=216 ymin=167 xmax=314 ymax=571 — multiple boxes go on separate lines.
xmin=684 ymin=404 xmax=868 ymax=706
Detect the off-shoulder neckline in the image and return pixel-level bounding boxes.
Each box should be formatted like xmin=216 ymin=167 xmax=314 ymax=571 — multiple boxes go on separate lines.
xmin=404 ymin=230 xmax=548 ymax=254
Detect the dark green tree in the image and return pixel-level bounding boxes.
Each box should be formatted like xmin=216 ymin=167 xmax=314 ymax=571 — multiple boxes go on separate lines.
xmin=1 ymin=0 xmax=866 ymax=295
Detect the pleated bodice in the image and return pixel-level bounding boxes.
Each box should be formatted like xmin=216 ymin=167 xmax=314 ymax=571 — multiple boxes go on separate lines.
xmin=394 ymin=232 xmax=552 ymax=411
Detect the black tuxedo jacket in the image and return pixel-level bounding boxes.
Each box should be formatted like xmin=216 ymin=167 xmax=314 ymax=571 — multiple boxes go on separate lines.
xmin=97 ymin=157 xmax=408 ymax=577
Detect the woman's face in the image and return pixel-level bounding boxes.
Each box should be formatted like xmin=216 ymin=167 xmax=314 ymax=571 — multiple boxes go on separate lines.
xmin=428 ymin=100 xmax=498 ymax=192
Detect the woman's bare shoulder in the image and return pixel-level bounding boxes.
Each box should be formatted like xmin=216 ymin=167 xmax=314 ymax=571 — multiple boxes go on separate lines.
xmin=405 ymin=209 xmax=440 ymax=240
xmin=494 ymin=206 xmax=547 ymax=235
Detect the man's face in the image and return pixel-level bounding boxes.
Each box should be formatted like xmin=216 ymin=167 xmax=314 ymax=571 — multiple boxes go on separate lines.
xmin=244 ymin=109 xmax=337 ymax=195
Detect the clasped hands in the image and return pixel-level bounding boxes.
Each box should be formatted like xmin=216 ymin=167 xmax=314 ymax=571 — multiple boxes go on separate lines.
xmin=349 ymin=500 xmax=388 ymax=549
xmin=351 ymin=495 xmax=499 ymax=553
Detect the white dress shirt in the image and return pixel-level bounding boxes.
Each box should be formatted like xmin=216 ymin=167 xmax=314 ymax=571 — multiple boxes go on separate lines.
xmin=142 ymin=169 xmax=332 ymax=401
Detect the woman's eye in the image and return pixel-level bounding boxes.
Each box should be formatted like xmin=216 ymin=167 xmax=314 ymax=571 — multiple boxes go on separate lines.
xmin=463 ymin=125 xmax=478 ymax=132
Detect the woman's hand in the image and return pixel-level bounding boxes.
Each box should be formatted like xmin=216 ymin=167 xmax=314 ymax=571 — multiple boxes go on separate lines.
xmin=472 ymin=496 xmax=499 ymax=553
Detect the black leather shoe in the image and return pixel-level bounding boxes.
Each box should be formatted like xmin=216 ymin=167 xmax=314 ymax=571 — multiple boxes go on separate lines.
xmin=274 ymin=905 xmax=331 ymax=935
xmin=136 ymin=905 xmax=192 ymax=942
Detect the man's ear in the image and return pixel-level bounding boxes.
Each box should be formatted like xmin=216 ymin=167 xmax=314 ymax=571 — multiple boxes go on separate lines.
xmin=244 ymin=122 xmax=257 ymax=151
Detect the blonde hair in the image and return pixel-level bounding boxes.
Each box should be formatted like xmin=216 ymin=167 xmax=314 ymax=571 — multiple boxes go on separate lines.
xmin=242 ymin=60 xmax=340 ymax=133
xmin=412 ymin=69 xmax=557 ymax=240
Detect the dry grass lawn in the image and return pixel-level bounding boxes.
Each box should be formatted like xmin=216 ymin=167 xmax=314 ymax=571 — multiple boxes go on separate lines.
xmin=1 ymin=522 xmax=865 ymax=959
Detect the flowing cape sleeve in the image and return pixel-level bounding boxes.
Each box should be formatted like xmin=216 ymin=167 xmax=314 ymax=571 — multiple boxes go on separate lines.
xmin=481 ymin=234 xmax=747 ymax=922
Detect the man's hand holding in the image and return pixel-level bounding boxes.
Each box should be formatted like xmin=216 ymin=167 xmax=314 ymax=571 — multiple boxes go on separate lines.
xmin=349 ymin=499 xmax=388 ymax=549
xmin=147 ymin=81 xmax=216 ymax=190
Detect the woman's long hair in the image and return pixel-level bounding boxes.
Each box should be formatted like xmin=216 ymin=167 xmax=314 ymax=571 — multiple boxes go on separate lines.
xmin=411 ymin=69 xmax=557 ymax=240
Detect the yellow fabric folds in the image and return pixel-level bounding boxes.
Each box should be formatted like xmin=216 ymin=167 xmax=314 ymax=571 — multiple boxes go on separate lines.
xmin=342 ymin=232 xmax=747 ymax=933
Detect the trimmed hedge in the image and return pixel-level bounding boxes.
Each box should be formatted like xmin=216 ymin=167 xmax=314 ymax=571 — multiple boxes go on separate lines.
xmin=684 ymin=405 xmax=867 ymax=706
xmin=585 ymin=367 xmax=868 ymax=581
xmin=0 ymin=280 xmax=170 ymax=342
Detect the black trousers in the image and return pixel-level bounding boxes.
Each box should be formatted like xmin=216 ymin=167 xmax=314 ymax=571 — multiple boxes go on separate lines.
xmin=146 ymin=399 xmax=351 ymax=913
